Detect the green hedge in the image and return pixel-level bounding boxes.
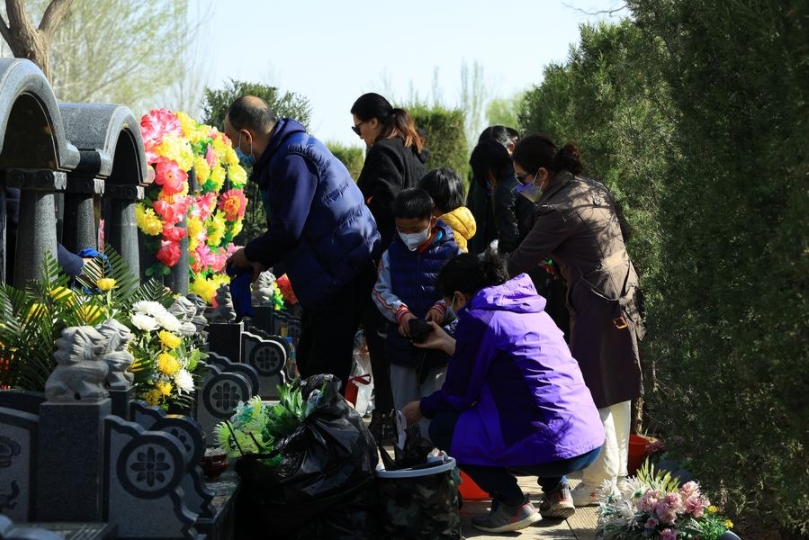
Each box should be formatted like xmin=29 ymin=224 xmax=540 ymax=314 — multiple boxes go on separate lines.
xmin=407 ymin=104 xmax=469 ymax=181
xmin=326 ymin=142 xmax=365 ymax=181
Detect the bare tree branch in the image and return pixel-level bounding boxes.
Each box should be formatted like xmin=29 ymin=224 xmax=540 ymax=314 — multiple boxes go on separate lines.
xmin=0 ymin=14 xmax=11 ymax=45
xmin=561 ymin=1 xmax=629 ymax=16
xmin=39 ymin=0 xmax=74 ymax=40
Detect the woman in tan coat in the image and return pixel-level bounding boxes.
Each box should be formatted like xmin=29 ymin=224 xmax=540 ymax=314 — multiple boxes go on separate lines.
xmin=504 ymin=133 xmax=645 ymax=507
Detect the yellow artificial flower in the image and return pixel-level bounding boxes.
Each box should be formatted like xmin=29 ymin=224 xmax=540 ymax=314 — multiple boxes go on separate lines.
xmin=207 ymin=212 xmax=226 ymax=246
xmin=176 ymin=111 xmax=197 ymax=139
xmin=724 ymin=520 xmax=734 ymax=529
xmin=231 ymin=218 xmax=243 ymax=238
xmin=194 ymin=155 xmax=211 ymax=185
xmin=145 ymin=389 xmax=163 ymax=406
xmin=227 ymin=163 xmax=247 ymax=187
xmin=158 ymin=331 xmax=183 ymax=349
xmin=156 ymin=380 xmax=173 ymax=396
xmin=135 ymin=204 xmax=163 ymax=236
xmin=157 ymin=352 xmax=181 ymax=376
xmin=187 ymin=216 xmax=203 ymax=251
xmin=191 ymin=277 xmax=216 ymax=304
xmin=156 ymin=134 xmax=194 ymax=172
xmin=96 ymin=278 xmax=116 ymax=292
xmin=708 ymin=506 xmax=718 ymax=514
xmin=224 ymin=146 xmax=240 ymax=167
xmin=211 ymin=274 xmax=230 ymax=292
xmin=49 ymin=286 xmax=76 ymax=305
xmin=209 ymin=165 xmax=226 ymax=192
xmin=211 ymin=137 xmax=229 ymax=162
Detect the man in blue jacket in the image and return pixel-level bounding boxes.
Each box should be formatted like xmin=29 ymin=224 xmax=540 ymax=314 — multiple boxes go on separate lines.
xmin=225 ymin=96 xmax=381 ymax=389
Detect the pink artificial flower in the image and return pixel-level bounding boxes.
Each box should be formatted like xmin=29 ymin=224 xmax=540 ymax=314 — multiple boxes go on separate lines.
xmin=197 ymin=193 xmax=217 ymax=220
xmin=683 ymin=495 xmax=709 ymax=518
xmin=210 ymin=251 xmax=228 ymax=273
xmin=190 ymin=254 xmax=203 ymax=274
xmin=206 ymin=145 xmax=217 ymax=168
xmin=660 ymin=528 xmax=678 ymax=540
xmin=153 ymin=200 xmax=183 ymax=226
xmin=679 ymin=482 xmax=700 ymax=499
xmin=156 ymin=240 xmax=181 ymax=267
xmin=645 ymin=517 xmax=660 ymax=529
xmin=194 ymin=245 xmax=216 ymax=272
xmin=141 ymin=109 xmax=181 ymax=160
xmin=154 ymin=160 xmax=187 ymax=195
xmin=638 ymin=489 xmax=662 ymax=513
xmin=655 ymin=493 xmax=683 ymax=525
xmin=218 ymin=189 xmax=247 ymax=221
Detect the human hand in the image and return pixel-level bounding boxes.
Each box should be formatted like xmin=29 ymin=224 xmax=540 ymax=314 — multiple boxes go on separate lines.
xmin=402 ymin=400 xmax=423 ymax=426
xmin=250 ymin=261 xmax=265 ymax=282
xmin=398 ymin=311 xmax=416 ymax=337
xmin=412 ymin=321 xmax=454 ymax=354
xmin=425 ymin=306 xmax=444 ymax=324
xmin=226 ymin=248 xmax=251 ymax=270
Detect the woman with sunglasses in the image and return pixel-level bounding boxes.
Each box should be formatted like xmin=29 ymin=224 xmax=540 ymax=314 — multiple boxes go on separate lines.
xmin=505 ymin=133 xmax=646 ymax=508
xmin=350 ymin=92 xmax=428 ymax=442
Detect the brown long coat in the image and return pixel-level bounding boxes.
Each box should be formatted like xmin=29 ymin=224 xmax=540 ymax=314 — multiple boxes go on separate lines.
xmin=505 ymin=171 xmax=644 ymax=408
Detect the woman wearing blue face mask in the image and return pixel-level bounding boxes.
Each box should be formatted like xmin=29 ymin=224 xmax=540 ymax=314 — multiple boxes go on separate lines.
xmin=507 ymin=133 xmax=646 ymax=507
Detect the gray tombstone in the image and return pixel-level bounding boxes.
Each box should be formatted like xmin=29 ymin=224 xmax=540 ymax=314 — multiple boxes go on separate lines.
xmin=206 ymin=320 xmax=243 ymax=365
xmin=206 ymin=352 xmax=260 ymax=396
xmin=0 ymin=59 xmax=80 ymax=285
xmin=0 ymin=407 xmax=37 ymax=523
xmin=103 ymin=416 xmax=197 ymax=538
xmin=130 ymin=402 xmax=215 ymax=524
xmin=0 ymin=516 xmax=63 ymax=540
xmin=195 ymin=365 xmax=254 ymax=447
xmin=36 ymin=327 xmax=111 ymax=522
xmin=241 ymin=331 xmax=287 ymax=400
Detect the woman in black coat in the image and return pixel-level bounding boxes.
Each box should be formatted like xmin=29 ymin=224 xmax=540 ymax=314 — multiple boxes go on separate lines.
xmin=350 ymin=93 xmax=428 ymax=440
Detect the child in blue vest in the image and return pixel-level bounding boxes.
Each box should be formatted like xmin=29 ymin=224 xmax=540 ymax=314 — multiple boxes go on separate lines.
xmin=372 ymin=188 xmax=462 ymax=434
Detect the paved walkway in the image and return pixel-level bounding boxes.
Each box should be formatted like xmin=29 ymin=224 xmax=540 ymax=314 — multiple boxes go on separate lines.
xmin=460 ymin=472 xmax=598 ymax=539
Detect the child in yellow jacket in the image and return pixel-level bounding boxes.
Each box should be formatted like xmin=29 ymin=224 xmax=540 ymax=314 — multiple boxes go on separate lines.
xmin=418 ymin=168 xmax=477 ymax=252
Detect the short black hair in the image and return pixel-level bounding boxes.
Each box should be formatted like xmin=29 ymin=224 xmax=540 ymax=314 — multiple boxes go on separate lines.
xmin=435 ymin=249 xmax=509 ymax=297
xmin=417 ymin=167 xmax=466 ymax=213
xmin=226 ymin=96 xmax=278 ymax=132
xmin=469 ymin=140 xmax=511 ymax=189
xmin=478 ymin=125 xmax=519 ymax=148
xmin=392 ymin=188 xmax=434 ymax=221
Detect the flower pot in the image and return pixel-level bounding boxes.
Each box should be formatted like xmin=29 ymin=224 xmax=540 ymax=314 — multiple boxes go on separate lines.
xmin=200 ymin=451 xmax=229 ymax=480
xmin=627 ymin=433 xmax=654 ymax=475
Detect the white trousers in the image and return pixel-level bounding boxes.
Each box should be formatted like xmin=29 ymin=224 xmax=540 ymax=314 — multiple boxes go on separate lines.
xmin=581 ymin=400 xmax=631 ymax=487
xmin=390 ymin=363 xmax=447 ymax=440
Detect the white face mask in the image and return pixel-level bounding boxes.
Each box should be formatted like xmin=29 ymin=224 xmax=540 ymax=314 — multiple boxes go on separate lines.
xmin=398 ymin=228 xmax=430 ymax=251
xmin=517 ymin=181 xmax=543 ymax=203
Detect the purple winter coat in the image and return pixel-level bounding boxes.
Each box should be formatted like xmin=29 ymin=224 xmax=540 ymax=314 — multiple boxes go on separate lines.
xmin=420 ymin=273 xmax=604 ymax=468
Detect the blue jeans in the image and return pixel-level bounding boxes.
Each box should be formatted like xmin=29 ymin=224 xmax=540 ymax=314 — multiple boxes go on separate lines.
xmin=429 ymin=411 xmax=601 ymax=504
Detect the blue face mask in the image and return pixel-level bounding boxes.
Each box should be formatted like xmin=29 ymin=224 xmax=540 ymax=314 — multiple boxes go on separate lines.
xmin=236 ymin=134 xmax=255 ymax=167
xmin=517 ymin=181 xmax=543 ymax=203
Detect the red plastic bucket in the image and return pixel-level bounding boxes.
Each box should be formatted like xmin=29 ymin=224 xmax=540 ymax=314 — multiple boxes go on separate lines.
xmin=628 ymin=434 xmax=654 ymax=475
xmin=458 ymin=470 xmax=489 ymax=500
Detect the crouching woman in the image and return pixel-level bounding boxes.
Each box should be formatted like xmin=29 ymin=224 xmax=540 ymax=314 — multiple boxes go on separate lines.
xmin=402 ymin=251 xmax=604 ymax=534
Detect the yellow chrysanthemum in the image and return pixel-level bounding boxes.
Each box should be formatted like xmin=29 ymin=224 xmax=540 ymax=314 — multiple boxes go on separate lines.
xmin=724 ymin=520 xmax=734 ymax=529
xmin=227 ymin=163 xmax=247 ymax=187
xmin=135 ymin=204 xmax=163 ymax=236
xmin=49 ymin=286 xmax=76 ymax=305
xmin=176 ymin=111 xmax=197 ymax=138
xmin=224 ymin=146 xmax=240 ymax=167
xmin=187 ymin=216 xmax=203 ymax=251
xmin=157 ymin=352 xmax=181 ymax=375
xmin=97 ymin=278 xmax=116 ymax=292
xmin=207 ymin=212 xmax=226 ymax=246
xmin=145 ymin=389 xmax=163 ymax=406
xmin=194 ymin=155 xmax=211 ymax=185
xmin=191 ymin=277 xmax=216 ymax=304
xmin=210 ymin=274 xmax=230 ymax=292
xmin=158 ymin=330 xmax=183 ymax=349
xmin=231 ymin=218 xmax=243 ymax=238
xmin=209 ymin=165 xmax=226 ymax=192
xmin=211 ymin=137 xmax=229 ymax=161
xmin=156 ymin=134 xmax=194 ymax=172
xmin=156 ymin=380 xmax=173 ymax=396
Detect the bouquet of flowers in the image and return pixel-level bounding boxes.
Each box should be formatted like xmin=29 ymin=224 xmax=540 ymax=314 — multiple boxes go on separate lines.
xmin=138 ymin=108 xmax=247 ymax=304
xmin=597 ymin=462 xmax=734 ymax=540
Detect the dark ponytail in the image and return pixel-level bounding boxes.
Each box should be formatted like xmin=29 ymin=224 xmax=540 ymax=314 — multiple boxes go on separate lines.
xmin=512 ymin=133 xmax=583 ymax=176
xmin=351 ymin=93 xmax=424 ymax=153
xmin=435 ymin=249 xmax=509 ymax=298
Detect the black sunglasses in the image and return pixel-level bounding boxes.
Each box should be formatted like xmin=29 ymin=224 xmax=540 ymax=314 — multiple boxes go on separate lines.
xmin=515 ymin=170 xmax=537 ymax=185
xmin=351 ymin=121 xmax=364 ymax=136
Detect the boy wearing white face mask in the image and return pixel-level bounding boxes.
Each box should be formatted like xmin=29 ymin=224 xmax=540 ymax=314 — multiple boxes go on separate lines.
xmin=372 ymin=188 xmax=463 ymax=431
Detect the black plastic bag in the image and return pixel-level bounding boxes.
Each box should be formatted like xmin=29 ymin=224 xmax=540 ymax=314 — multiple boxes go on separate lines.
xmin=234 ymin=374 xmax=379 ymax=539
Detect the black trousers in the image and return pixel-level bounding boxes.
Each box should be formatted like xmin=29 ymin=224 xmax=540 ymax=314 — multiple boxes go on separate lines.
xmin=361 ymin=303 xmax=393 ymax=413
xmin=296 ymin=262 xmax=376 ymax=393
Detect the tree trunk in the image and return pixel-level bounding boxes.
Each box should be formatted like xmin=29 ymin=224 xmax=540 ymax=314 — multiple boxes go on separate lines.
xmin=0 ymin=0 xmax=74 ymax=81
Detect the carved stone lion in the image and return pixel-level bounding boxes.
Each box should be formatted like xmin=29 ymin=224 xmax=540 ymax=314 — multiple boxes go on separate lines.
xmin=204 ymin=285 xmax=236 ymax=323
xmin=96 ymin=319 xmax=135 ymax=390
xmin=45 ymin=326 xmax=109 ymax=403
xmin=251 ymin=271 xmax=276 ymax=306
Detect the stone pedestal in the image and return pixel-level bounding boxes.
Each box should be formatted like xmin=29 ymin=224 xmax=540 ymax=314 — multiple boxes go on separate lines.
xmin=109 ymin=387 xmax=134 ymax=420
xmin=62 ymin=177 xmax=103 ymax=254
xmin=105 ymin=184 xmax=143 ymax=279
xmin=245 ymin=305 xmax=274 ymax=335
xmin=207 ymin=322 xmax=243 ymax=362
xmin=35 ymin=399 xmax=111 ymax=522
xmin=166 ymin=215 xmax=189 ymax=295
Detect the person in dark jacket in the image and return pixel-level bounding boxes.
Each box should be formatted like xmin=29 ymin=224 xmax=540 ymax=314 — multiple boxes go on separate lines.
xmin=402 ymin=250 xmax=603 ymax=533
xmin=351 ymin=92 xmax=428 ymax=440
xmin=506 ymin=134 xmax=645 ymax=507
xmin=225 ymin=96 xmax=380 ymax=390
xmin=372 ymin=188 xmax=461 ymax=436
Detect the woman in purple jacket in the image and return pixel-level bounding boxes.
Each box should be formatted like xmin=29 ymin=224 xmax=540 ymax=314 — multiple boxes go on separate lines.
xmin=402 ymin=251 xmax=603 ymax=533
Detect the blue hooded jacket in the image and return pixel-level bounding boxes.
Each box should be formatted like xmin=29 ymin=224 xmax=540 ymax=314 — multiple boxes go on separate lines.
xmin=244 ymin=119 xmax=380 ymax=310
xmin=420 ymin=274 xmax=604 ymax=467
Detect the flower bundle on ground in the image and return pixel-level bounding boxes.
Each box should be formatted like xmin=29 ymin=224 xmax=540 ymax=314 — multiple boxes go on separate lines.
xmin=139 ymin=109 xmax=247 ymax=303
xmin=597 ymin=461 xmax=733 ymax=540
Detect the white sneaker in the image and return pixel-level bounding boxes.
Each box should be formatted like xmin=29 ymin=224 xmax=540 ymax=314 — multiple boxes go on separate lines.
xmin=570 ymin=483 xmax=600 ymax=506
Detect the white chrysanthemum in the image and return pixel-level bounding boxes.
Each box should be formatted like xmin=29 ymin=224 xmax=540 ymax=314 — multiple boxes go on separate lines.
xmin=155 ymin=312 xmax=182 ymax=332
xmin=173 ymin=369 xmax=195 ymax=394
xmin=132 ymin=300 xmax=168 ymax=317
xmin=179 ymin=322 xmax=197 ymax=337
xmin=622 ymin=476 xmax=648 ymax=501
xmin=131 ymin=314 xmax=159 ymax=332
